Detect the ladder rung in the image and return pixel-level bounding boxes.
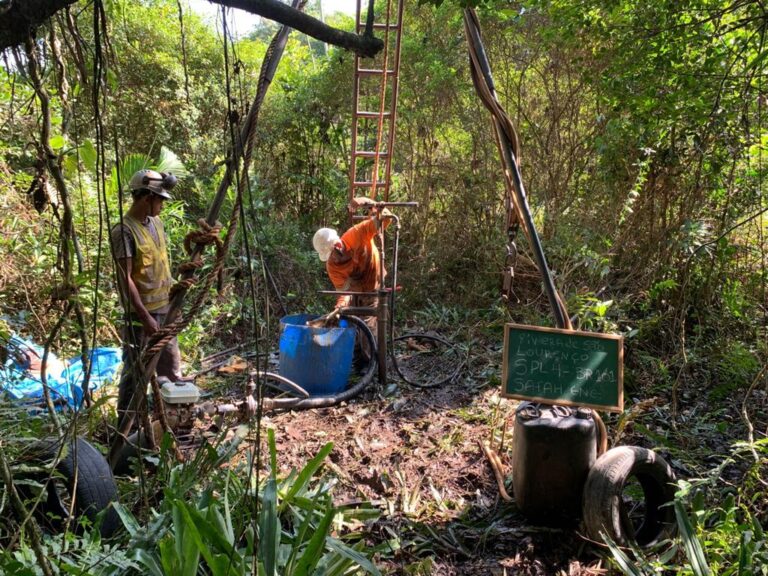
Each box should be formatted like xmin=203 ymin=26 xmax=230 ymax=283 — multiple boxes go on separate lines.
xmin=356 ymin=111 xmax=392 ymax=119
xmin=356 ymin=22 xmax=400 ymax=30
xmin=357 ymin=68 xmax=396 ymax=76
xmin=354 ymin=151 xmax=389 ymax=158
xmin=353 ymin=181 xmax=389 ymax=187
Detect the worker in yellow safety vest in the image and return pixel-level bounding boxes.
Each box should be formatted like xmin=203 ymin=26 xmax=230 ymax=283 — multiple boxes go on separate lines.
xmin=110 ymin=169 xmax=182 ymax=425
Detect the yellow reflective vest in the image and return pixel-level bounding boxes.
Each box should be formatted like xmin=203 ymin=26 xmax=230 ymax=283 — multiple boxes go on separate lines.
xmin=122 ymin=215 xmax=173 ymax=312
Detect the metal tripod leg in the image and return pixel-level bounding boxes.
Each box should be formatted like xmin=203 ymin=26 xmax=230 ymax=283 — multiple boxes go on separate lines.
xmin=377 ymin=289 xmax=388 ymax=387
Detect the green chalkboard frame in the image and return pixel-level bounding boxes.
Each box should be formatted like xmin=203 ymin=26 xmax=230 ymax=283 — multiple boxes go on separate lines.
xmin=501 ymin=323 xmax=624 ymax=412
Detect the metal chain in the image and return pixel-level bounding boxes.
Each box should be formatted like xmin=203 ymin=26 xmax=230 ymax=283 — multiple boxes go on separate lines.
xmin=502 ymin=195 xmax=520 ymax=302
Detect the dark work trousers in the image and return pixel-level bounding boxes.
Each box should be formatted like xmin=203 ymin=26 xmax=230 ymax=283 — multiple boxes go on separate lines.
xmin=351 ymin=293 xmax=378 ymax=369
xmin=117 ymin=312 xmax=181 ymax=428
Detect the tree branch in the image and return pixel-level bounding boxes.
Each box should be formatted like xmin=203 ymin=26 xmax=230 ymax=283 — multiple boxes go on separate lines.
xmin=0 ymin=0 xmax=77 ymax=51
xmin=208 ymin=0 xmax=383 ymax=57
xmin=1 ymin=0 xmax=382 ymax=57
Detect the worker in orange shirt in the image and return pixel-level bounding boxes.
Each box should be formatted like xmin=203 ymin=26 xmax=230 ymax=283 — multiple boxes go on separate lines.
xmin=312 ymin=197 xmax=394 ymax=363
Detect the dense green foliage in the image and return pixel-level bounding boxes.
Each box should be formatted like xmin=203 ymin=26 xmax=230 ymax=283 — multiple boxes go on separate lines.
xmin=0 ymin=0 xmax=766 ymax=572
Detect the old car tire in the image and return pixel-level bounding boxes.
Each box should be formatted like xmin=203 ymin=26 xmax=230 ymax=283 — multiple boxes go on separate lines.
xmin=33 ymin=437 xmax=120 ymax=537
xmin=583 ymin=446 xmax=677 ymax=547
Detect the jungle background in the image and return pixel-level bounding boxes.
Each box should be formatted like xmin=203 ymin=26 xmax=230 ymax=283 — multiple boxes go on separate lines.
xmin=0 ymin=0 xmax=767 ymax=574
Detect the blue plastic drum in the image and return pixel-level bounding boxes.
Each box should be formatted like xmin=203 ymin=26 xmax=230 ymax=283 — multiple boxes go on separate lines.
xmin=278 ymin=314 xmax=356 ymax=396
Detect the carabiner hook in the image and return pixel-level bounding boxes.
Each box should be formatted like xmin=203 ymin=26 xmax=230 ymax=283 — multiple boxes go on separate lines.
xmin=505 ymin=242 xmax=518 ymax=267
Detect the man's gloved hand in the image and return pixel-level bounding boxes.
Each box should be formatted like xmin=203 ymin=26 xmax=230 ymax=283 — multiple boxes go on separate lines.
xmin=306 ymin=308 xmax=341 ymax=328
xmin=348 ymin=196 xmax=377 ymax=214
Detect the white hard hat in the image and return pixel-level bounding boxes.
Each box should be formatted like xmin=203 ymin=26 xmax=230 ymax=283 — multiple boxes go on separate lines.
xmin=128 ymin=169 xmax=176 ymax=199
xmin=312 ymin=228 xmax=340 ymax=262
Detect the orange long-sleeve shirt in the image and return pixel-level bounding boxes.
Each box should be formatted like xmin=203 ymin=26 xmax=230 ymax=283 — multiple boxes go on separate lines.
xmin=326 ymin=218 xmax=387 ymax=307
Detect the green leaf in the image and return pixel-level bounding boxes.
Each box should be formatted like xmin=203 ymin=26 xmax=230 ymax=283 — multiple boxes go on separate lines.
xmin=268 ymin=427 xmax=278 ymax=474
xmin=106 ymin=68 xmax=119 ymax=92
xmin=174 ymin=499 xmax=234 ymax=576
xmin=80 ymin=139 xmax=97 ymax=172
xmin=157 ymin=146 xmax=189 ymax=177
xmin=49 ymin=135 xmax=66 ymax=150
xmin=286 ymin=488 xmax=329 ymax=572
xmin=259 ymin=476 xmax=280 ymax=576
xmin=0 ymin=319 xmax=10 ymax=341
xmin=327 ymin=538 xmax=381 ymax=575
xmin=167 ymin=498 xmax=200 ymax=576
xmin=182 ymin=500 xmax=237 ymax=556
xmin=134 ymin=548 xmax=166 ymax=576
xmin=675 ymin=500 xmax=712 ymax=576
xmin=112 ymin=502 xmax=141 ymax=537
xmin=62 ymin=153 xmax=79 ymax=176
xmin=293 ymin=506 xmax=336 ymax=576
xmin=738 ymin=530 xmax=753 ymax=573
xmin=601 ymin=530 xmax=647 ymax=576
xmin=279 ymin=441 xmax=334 ymax=513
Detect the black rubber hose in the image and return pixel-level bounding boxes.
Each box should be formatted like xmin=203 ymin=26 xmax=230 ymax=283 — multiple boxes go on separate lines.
xmin=386 ymin=221 xmax=464 ymax=388
xmin=261 ymin=314 xmax=377 ymax=410
xmin=391 ymin=332 xmax=466 ymax=388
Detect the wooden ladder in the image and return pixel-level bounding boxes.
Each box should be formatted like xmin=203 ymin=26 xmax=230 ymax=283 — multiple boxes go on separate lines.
xmin=349 ymin=0 xmax=405 ymax=209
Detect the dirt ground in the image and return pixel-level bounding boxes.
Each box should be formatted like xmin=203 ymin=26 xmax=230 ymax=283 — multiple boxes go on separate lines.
xmin=191 ymin=328 xmax=767 ymax=575
xmin=210 ymin=343 xmax=615 ymax=576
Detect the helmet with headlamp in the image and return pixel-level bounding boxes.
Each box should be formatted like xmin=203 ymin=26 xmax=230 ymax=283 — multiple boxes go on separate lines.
xmin=128 ymin=169 xmax=178 ymax=200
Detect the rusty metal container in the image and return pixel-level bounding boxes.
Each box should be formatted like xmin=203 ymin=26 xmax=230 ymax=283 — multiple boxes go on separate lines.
xmin=511 ymin=402 xmax=597 ymax=525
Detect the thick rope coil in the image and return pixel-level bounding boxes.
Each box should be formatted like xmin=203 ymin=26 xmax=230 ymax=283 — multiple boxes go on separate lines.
xmin=183 ymin=218 xmax=223 ymax=256
xmin=170 ymin=219 xmax=224 ymax=292
xmin=141 ymin=215 xmax=237 ymax=365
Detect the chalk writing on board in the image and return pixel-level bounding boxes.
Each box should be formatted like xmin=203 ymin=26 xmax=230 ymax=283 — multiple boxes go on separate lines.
xmin=502 ymin=323 xmax=623 ymax=412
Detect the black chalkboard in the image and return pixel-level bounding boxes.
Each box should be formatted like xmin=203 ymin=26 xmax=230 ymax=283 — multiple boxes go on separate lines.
xmin=501 ymin=323 xmax=623 ymax=412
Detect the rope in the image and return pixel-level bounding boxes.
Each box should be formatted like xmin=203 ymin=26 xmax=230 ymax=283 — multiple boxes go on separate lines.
xmin=140 ymin=219 xmax=232 ymax=362
xmin=87 ymin=0 xmax=114 ymax=410
xmin=177 ymin=219 xmax=224 ymax=269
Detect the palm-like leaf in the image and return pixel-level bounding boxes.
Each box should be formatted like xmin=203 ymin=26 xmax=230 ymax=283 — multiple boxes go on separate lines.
xmin=156 ymin=147 xmax=189 ymax=177
xmin=109 ymin=148 xmax=187 ymax=200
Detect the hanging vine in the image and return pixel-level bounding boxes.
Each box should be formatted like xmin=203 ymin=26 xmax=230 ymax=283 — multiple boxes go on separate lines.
xmin=23 ymin=30 xmax=91 ymax=420
xmin=176 ymin=0 xmax=191 ymax=105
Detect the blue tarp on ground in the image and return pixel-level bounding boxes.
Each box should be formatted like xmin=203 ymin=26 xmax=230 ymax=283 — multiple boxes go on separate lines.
xmin=1 ymin=335 xmax=121 ymax=408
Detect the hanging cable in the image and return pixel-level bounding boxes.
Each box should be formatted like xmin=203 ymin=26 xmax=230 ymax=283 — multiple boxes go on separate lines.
xmin=222 ymin=8 xmax=268 ymax=566
xmin=86 ymin=0 xmax=116 ymax=411
xmin=221 ymin=2 xmax=311 ymax=558
xmin=463 ymin=9 xmax=571 ymax=329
